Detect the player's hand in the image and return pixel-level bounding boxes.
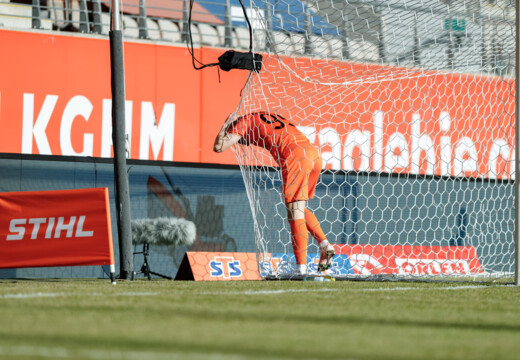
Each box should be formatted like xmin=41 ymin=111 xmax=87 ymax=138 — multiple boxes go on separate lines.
xmin=214 ymin=135 xmax=224 ymax=153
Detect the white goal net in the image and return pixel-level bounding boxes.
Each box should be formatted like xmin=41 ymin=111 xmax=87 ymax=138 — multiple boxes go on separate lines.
xmin=231 ymin=0 xmax=516 ymax=280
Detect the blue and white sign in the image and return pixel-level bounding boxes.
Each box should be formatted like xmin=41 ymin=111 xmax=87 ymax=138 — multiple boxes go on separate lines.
xmin=260 ymin=253 xmax=353 ymax=277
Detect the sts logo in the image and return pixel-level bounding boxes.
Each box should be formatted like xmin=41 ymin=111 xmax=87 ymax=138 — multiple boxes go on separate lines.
xmin=209 ymin=256 xmax=243 ymax=279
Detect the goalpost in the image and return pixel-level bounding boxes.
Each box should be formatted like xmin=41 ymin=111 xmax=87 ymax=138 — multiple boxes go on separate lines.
xmin=230 ymin=0 xmax=517 ymax=280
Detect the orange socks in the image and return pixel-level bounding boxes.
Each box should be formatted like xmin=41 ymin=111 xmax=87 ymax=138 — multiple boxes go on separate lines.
xmin=304 ymin=209 xmax=328 ymax=247
xmin=289 ymin=219 xmax=308 ymax=265
xmin=289 ymin=210 xmax=328 ymax=266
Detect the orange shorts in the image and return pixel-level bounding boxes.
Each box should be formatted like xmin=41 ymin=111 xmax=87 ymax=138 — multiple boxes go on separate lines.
xmin=281 ymin=144 xmax=322 ymax=204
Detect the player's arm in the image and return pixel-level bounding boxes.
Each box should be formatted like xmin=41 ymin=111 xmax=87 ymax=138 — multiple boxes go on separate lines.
xmin=213 ymin=129 xmax=242 ymax=153
xmin=214 ymin=114 xmax=246 ymax=153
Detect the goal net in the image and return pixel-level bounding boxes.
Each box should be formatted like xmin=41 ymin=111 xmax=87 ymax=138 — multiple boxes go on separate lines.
xmin=230 ymin=0 xmax=516 ymax=280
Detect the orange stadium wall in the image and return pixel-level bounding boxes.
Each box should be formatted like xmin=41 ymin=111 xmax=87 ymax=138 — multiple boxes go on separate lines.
xmin=0 ymin=29 xmax=516 ymax=180
xmin=0 ymin=29 xmax=515 ymax=279
xmin=0 ymin=29 xmax=245 ymax=165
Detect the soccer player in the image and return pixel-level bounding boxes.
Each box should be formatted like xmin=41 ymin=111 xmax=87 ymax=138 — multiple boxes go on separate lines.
xmin=213 ymin=111 xmax=335 ymax=275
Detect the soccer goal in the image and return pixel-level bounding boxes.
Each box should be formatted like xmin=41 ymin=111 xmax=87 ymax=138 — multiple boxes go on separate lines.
xmin=230 ymin=0 xmax=517 ymax=280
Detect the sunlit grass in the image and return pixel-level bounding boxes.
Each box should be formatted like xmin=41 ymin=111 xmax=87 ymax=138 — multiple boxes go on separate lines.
xmin=0 ymin=279 xmax=518 ymax=360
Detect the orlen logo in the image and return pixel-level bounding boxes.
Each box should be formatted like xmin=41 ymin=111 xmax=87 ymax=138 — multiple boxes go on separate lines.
xmin=6 ymin=216 xmax=94 ymax=240
xmin=209 ymin=256 xmax=242 ymax=279
xmin=396 ymin=258 xmax=470 ymax=275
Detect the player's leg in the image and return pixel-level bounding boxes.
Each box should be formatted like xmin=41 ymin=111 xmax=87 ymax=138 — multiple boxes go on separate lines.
xmin=304 ymin=208 xmax=328 ymax=246
xmin=306 ymin=148 xmax=335 ymax=271
xmin=286 ymin=200 xmax=309 ymax=274
xmin=304 ymin=159 xmax=328 ymax=245
xmin=282 ymin=151 xmax=312 ymax=275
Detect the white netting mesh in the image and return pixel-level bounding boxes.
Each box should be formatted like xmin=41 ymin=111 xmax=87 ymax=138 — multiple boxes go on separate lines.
xmin=231 ymin=0 xmax=516 ymax=280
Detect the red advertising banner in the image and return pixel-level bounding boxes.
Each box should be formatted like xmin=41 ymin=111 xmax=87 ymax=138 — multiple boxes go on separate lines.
xmin=175 ymin=252 xmax=261 ymax=281
xmin=0 ymin=30 xmax=514 ymax=179
xmin=174 ymin=246 xmax=481 ymax=280
xmin=238 ymin=57 xmax=515 ymax=179
xmin=0 ymin=30 xmax=247 ymax=164
xmin=0 ymin=188 xmax=115 ymax=269
xmin=336 ymin=244 xmax=482 ymax=276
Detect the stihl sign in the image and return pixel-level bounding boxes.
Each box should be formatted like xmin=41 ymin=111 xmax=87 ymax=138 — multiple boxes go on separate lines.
xmin=6 ymin=216 xmax=94 ymax=240
xmin=0 ymin=188 xmax=115 ymax=269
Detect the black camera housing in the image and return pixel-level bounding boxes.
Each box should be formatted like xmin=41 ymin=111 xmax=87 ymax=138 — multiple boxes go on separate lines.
xmin=218 ymin=50 xmax=263 ymax=72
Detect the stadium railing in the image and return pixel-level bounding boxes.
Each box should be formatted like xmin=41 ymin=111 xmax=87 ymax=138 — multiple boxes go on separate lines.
xmin=0 ymin=0 xmax=514 ymax=74
xmin=0 ymin=0 xmax=378 ymax=61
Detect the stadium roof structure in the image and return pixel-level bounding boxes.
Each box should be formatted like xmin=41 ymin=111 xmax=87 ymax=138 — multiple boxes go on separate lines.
xmin=198 ymin=0 xmax=340 ymax=35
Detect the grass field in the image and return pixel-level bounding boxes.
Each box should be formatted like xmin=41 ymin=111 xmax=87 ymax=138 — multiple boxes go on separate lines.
xmin=0 ymin=279 xmax=519 ymax=360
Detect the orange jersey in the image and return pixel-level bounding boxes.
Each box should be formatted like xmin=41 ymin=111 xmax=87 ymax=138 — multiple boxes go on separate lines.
xmin=227 ymin=111 xmax=322 ymax=203
xmin=227 ymin=111 xmax=311 ymax=162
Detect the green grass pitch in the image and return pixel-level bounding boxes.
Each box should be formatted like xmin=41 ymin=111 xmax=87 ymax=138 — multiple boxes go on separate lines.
xmin=0 ymin=279 xmax=519 ymax=360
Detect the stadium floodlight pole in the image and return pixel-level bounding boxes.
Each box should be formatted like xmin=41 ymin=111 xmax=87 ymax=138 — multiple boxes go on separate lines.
xmin=110 ymin=0 xmax=134 ymax=280
xmin=510 ymin=0 xmax=517 ymax=278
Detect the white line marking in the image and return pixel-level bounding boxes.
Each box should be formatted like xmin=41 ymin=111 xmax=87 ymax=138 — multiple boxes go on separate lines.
xmin=0 ymin=345 xmax=238 ymax=360
xmin=199 ymin=284 xmax=499 ymax=296
xmin=242 ymin=288 xmax=337 ymax=295
xmin=0 ymin=284 xmax=501 ymax=299
xmin=114 ymin=292 xmax=160 ymax=296
xmin=358 ymin=285 xmax=498 ymax=292
xmin=0 ymin=345 xmax=356 ymax=360
xmin=0 ymin=292 xmax=158 ymax=299
xmin=0 ymin=292 xmax=67 ymax=299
